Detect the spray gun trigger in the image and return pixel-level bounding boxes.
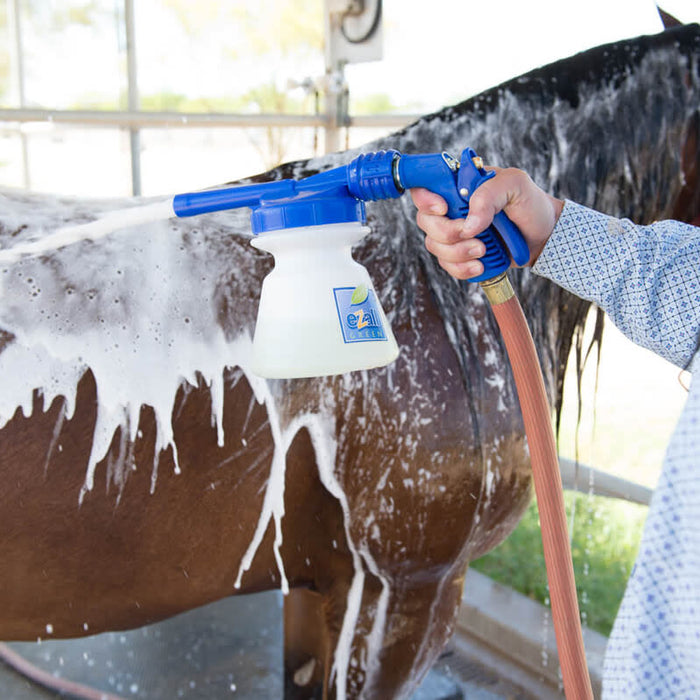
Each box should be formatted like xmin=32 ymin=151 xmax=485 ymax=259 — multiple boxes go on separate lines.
xmin=457 ymin=153 xmax=496 ymax=194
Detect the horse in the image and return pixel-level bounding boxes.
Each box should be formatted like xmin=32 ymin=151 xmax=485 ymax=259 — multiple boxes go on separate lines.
xmin=0 ymin=24 xmax=698 ymax=699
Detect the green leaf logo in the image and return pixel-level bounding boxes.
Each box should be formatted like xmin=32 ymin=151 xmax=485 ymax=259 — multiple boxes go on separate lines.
xmin=350 ymin=284 xmax=369 ymax=305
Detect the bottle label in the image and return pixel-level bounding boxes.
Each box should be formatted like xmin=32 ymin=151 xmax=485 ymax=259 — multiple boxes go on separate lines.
xmin=333 ymin=285 xmax=388 ymax=343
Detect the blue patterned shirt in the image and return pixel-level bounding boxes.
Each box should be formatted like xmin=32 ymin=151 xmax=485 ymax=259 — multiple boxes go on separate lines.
xmin=533 ymin=201 xmax=700 ymax=698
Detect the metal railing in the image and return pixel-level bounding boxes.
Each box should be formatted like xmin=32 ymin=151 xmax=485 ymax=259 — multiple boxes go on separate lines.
xmin=0 ymin=108 xmax=420 ymax=197
xmin=0 ymin=108 xmax=418 ymax=130
xmin=559 ymin=456 xmax=653 ymax=506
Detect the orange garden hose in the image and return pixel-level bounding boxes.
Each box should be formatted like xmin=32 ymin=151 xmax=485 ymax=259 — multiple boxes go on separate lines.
xmin=481 ymin=273 xmax=594 ymax=700
xmin=0 ymin=641 xmax=127 ymax=700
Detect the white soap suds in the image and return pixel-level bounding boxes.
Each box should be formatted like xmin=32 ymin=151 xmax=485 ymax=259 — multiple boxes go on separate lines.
xmin=232 ymin=379 xmax=292 ymax=594
xmin=0 ymin=205 xmax=254 ymax=498
xmin=0 ymin=199 xmax=175 ymax=264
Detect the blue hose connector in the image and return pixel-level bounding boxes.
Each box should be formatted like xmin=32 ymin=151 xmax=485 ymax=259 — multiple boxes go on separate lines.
xmin=346 ymin=150 xmax=403 ymax=202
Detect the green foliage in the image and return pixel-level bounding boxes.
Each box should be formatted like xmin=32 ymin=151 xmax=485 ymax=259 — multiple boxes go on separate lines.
xmin=232 ymin=0 xmax=323 ymax=56
xmin=236 ymin=81 xmax=315 ymax=168
xmin=162 ymin=0 xmax=322 ymax=60
xmin=22 ymin=1 xmax=106 ymax=32
xmin=241 ymin=82 xmax=308 ymax=114
xmin=98 ymin=87 xmax=311 ymax=116
xmin=138 ymin=92 xmax=247 ymax=113
xmin=0 ymin=3 xmax=8 ymax=100
xmin=60 ymin=2 xmax=104 ymax=28
xmin=351 ymin=93 xmax=396 ymax=115
xmin=471 ymin=492 xmax=646 ymax=637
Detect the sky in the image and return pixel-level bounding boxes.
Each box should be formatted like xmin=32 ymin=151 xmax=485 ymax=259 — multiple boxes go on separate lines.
xmin=344 ymin=0 xmax=699 ymax=112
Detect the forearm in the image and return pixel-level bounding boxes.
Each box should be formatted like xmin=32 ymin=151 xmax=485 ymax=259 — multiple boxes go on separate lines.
xmin=533 ymin=201 xmax=700 ymax=368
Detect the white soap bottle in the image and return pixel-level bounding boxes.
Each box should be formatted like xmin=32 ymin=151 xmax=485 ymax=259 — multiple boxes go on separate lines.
xmin=251 ymin=219 xmax=399 ymax=379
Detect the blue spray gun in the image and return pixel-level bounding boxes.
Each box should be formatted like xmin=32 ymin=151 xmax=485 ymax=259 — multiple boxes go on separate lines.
xmin=172 ymin=147 xmax=530 ymax=283
xmin=171 ymin=147 xmax=530 ymax=378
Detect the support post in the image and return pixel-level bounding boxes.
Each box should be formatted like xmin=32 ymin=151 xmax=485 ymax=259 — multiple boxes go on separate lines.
xmin=124 ymin=0 xmax=141 ymax=196
xmin=322 ymin=0 xmax=383 ymax=154
xmin=8 ymin=0 xmax=30 ymax=189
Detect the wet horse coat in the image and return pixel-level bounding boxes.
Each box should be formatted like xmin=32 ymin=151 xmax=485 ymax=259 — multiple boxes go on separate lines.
xmin=0 ymin=25 xmax=699 ymax=699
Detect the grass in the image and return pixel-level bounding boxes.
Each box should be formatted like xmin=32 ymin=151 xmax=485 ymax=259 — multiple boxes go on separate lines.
xmin=471 ymin=491 xmax=647 ymax=637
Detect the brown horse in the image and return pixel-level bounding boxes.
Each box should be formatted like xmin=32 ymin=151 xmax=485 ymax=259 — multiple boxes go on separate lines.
xmin=0 ymin=25 xmax=699 ymax=699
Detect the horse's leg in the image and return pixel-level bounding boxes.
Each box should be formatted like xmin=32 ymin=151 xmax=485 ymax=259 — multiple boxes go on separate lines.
xmin=284 ymin=566 xmax=389 ymax=699
xmin=283 ymin=564 xmax=467 ymax=699
xmin=280 ymin=426 xmax=358 ymax=699
xmin=284 ymin=588 xmax=328 ymax=698
xmin=357 ymin=566 xmax=468 ymax=699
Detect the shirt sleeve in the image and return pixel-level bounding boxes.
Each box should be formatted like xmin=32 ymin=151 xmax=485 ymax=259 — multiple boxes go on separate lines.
xmin=532 ymin=200 xmax=700 ymax=369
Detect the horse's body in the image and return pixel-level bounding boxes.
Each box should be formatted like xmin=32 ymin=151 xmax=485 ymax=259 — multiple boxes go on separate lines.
xmin=0 ymin=25 xmax=698 ymax=699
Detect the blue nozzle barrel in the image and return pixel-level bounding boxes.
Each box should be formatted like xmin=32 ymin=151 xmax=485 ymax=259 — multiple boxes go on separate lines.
xmin=173 ymin=179 xmax=297 ymax=218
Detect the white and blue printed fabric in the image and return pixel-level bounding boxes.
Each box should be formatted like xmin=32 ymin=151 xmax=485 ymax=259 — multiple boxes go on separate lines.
xmin=533 ymin=201 xmax=700 ymax=698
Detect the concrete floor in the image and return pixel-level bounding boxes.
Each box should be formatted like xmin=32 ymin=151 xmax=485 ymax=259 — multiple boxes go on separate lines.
xmin=0 ymin=591 xmax=535 ymax=699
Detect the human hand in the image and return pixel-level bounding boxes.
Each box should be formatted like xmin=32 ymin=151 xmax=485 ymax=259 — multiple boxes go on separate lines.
xmin=410 ymin=167 xmax=565 ymax=280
